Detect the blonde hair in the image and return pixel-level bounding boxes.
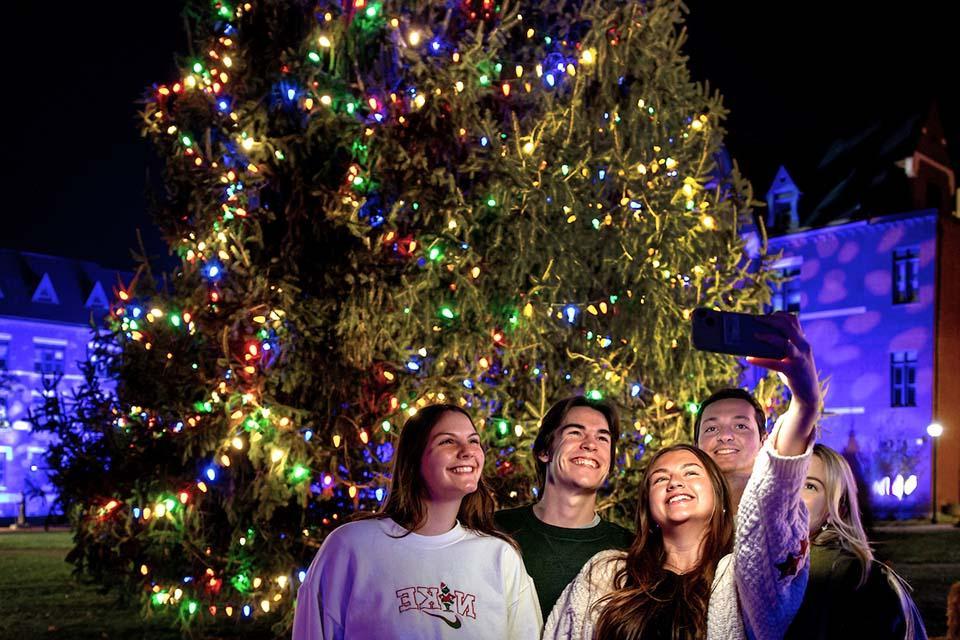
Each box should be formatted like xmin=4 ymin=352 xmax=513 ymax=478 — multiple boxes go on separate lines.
xmin=812 ymin=444 xmax=925 ymax=640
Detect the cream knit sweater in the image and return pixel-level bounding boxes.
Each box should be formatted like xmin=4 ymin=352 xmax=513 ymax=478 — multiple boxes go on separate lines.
xmin=544 ymin=435 xmax=812 ymax=640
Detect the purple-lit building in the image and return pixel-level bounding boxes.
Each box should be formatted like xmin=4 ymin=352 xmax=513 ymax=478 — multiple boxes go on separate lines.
xmin=749 ymin=106 xmax=960 ymax=519
xmin=0 ymin=250 xmax=124 ymax=520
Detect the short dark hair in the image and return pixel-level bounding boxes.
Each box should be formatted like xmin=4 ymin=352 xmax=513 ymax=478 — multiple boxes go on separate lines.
xmin=693 ymin=388 xmax=767 ymax=442
xmin=533 ymin=395 xmax=621 ymax=488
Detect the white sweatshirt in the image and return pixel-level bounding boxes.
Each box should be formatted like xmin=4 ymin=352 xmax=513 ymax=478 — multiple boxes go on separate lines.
xmin=292 ymin=518 xmax=542 ymax=640
xmin=544 ymin=435 xmax=812 ymax=640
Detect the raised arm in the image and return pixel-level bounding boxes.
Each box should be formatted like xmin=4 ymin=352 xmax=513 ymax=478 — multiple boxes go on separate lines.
xmin=746 ymin=312 xmax=821 ymax=455
xmin=735 ymin=313 xmax=820 ymax=640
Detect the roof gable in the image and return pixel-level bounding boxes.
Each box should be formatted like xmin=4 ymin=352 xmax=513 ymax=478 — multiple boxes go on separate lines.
xmin=31 ymin=273 xmax=60 ymax=305
xmin=84 ymin=281 xmax=109 ymax=309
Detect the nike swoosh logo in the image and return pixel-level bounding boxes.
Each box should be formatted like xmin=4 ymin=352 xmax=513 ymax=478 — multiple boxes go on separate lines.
xmin=423 ymin=611 xmax=462 ymax=629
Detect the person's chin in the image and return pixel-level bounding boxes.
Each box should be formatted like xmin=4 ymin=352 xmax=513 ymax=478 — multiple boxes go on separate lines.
xmin=570 ymin=477 xmax=605 ymax=492
xmin=714 ymin=458 xmax=744 ymax=473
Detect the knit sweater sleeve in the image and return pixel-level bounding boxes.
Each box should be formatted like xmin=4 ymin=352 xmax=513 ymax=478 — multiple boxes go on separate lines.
xmin=542 ymin=550 xmax=623 ymax=640
xmin=734 ymin=432 xmax=813 ymax=640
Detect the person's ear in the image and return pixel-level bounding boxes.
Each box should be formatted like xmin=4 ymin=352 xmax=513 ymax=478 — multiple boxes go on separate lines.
xmin=537 ymin=450 xmax=550 ymax=464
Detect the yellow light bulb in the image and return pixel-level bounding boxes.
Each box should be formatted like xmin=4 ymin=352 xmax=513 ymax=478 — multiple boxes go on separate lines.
xmin=408 ymin=30 xmax=421 ymax=46
xmin=231 ymin=437 xmax=243 ymax=450
xmin=318 ymin=35 xmax=332 ymax=48
xmin=270 ymin=449 xmax=284 ymax=463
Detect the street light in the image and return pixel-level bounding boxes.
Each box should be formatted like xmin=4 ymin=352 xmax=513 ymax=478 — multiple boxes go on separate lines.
xmin=927 ymin=422 xmax=944 ymax=524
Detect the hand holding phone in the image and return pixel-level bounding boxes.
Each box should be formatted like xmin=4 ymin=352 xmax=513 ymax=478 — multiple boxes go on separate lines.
xmin=691 ymin=308 xmax=788 ymax=360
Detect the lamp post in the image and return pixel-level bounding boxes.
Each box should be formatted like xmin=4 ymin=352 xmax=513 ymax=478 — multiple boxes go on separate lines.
xmin=927 ymin=422 xmax=944 ymax=524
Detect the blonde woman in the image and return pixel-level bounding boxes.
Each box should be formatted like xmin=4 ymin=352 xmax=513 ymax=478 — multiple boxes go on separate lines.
xmin=786 ymin=444 xmax=927 ymax=639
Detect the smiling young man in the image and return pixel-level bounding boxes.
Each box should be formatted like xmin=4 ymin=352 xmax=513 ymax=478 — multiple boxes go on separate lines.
xmin=495 ymin=396 xmax=633 ymax=619
xmin=695 ymin=312 xmax=822 ymax=515
xmin=694 ymin=388 xmax=769 ymax=512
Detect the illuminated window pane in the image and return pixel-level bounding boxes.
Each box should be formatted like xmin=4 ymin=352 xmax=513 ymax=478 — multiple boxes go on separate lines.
xmin=893 ymin=247 xmax=919 ymax=304
xmin=890 ymin=351 xmax=917 ymax=407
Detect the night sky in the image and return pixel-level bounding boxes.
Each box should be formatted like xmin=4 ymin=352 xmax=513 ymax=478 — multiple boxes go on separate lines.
xmin=4 ymin=2 xmax=957 ymax=270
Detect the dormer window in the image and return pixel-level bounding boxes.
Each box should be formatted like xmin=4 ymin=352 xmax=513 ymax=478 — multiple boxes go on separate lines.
xmin=31 ymin=273 xmax=60 ymax=305
xmin=85 ymin=281 xmax=109 ymax=310
xmin=765 ymin=166 xmax=801 ymax=232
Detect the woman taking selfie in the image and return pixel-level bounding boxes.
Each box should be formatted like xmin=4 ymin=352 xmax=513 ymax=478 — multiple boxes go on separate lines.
xmin=292 ymin=404 xmax=541 ymax=639
xmin=786 ymin=444 xmax=927 ymax=639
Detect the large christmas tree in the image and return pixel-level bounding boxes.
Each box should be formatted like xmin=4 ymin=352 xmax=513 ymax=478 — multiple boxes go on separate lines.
xmin=40 ymin=0 xmax=775 ymax=634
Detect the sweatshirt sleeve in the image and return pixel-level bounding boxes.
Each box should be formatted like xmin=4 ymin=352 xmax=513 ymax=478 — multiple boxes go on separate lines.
xmin=542 ymin=550 xmax=621 ymax=640
xmin=292 ymin=533 xmax=345 ymax=640
xmin=734 ymin=432 xmax=813 ymax=640
xmin=503 ymin=544 xmax=544 ymax=640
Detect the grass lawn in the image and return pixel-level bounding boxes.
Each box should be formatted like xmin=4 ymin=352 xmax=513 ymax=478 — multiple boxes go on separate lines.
xmin=873 ymin=524 xmax=960 ymax=638
xmin=3 ymin=526 xmax=958 ymax=638
xmin=0 ymin=530 xmax=278 ymax=639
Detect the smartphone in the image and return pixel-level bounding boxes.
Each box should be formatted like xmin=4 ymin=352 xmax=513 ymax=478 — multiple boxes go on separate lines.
xmin=691 ymin=308 xmax=788 ymax=360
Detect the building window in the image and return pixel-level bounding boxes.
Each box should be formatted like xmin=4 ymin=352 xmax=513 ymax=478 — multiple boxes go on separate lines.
xmin=0 ymin=447 xmax=10 ymax=488
xmin=891 ymin=351 xmax=917 ymax=407
xmin=772 ymin=194 xmax=795 ymax=231
xmin=0 ymin=340 xmax=8 ymax=370
xmin=34 ymin=345 xmax=66 ymax=375
xmin=893 ymin=247 xmax=919 ymax=304
xmin=772 ymin=265 xmax=802 ymax=313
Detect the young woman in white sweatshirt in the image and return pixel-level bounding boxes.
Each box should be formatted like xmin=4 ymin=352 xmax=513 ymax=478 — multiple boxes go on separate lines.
xmin=292 ymin=404 xmax=542 ymax=639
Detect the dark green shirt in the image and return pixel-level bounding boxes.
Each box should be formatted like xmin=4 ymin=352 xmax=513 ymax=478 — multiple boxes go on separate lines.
xmin=494 ymin=505 xmax=634 ymax=619
xmin=785 ymin=543 xmax=910 ymax=640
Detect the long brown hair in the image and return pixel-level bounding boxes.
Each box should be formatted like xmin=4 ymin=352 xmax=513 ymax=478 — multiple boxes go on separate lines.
xmin=375 ymin=404 xmax=514 ymax=546
xmin=593 ymin=444 xmax=734 ymax=640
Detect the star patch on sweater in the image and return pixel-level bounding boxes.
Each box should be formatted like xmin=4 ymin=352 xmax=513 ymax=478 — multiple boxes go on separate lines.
xmin=775 ymin=538 xmax=808 ymax=579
